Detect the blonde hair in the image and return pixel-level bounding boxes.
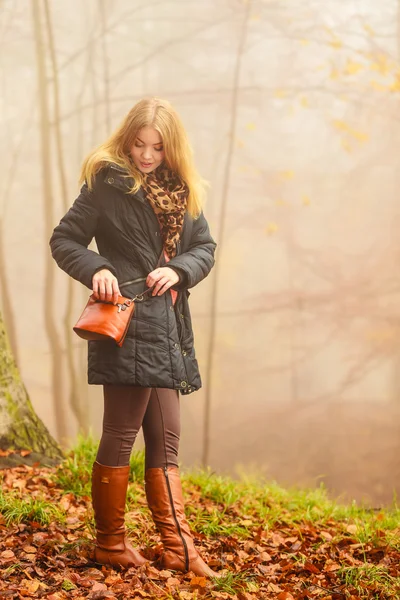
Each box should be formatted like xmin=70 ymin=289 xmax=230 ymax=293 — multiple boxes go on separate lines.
xmin=79 ymin=97 xmax=207 ymax=217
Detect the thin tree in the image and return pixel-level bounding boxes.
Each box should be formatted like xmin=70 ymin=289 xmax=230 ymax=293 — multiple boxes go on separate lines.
xmin=32 ymin=0 xmax=67 ymax=442
xmin=43 ymin=0 xmax=88 ymax=432
xmin=202 ymin=0 xmax=252 ymax=467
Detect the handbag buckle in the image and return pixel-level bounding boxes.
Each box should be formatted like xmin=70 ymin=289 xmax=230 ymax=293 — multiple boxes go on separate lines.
xmin=117 ymin=301 xmax=130 ymax=313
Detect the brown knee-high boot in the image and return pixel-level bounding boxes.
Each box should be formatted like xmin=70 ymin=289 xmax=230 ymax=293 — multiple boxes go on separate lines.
xmin=91 ymin=462 xmax=147 ymax=569
xmin=145 ymin=467 xmax=221 ymax=578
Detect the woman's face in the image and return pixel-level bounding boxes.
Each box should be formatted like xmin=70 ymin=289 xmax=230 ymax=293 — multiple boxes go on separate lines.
xmin=130 ymin=126 xmax=165 ymax=173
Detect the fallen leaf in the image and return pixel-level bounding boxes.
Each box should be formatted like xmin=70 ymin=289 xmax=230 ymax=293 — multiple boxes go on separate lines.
xmin=91 ymin=582 xmax=107 ymax=592
xmin=304 ymin=561 xmax=320 ymax=574
xmin=21 ymin=579 xmax=40 ymax=593
xmin=82 ymin=568 xmax=104 ymax=581
xmin=190 ymin=576 xmax=207 ymax=588
xmin=259 ymin=551 xmax=272 ymax=562
xmin=346 ymin=524 xmax=358 ymax=534
xmin=157 ymin=570 xmax=172 ymax=579
xmin=238 ymin=593 xmax=257 ymax=600
xmin=104 ymin=574 xmax=123 ymax=585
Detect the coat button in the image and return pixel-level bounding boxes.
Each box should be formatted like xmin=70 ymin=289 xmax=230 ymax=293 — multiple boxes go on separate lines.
xmin=174 ymin=343 xmax=180 ymax=349
xmin=107 ymin=177 xmax=114 ymax=184
xmin=169 ymin=305 xmax=174 ymax=311
xmin=180 ymin=381 xmax=187 ymax=388
xmin=182 ymin=350 xmax=187 ymax=356
xmin=180 ymin=313 xmax=184 ymax=319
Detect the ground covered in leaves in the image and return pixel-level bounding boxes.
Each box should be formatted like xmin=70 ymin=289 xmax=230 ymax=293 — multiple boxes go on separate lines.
xmin=0 ymin=440 xmax=399 ymax=600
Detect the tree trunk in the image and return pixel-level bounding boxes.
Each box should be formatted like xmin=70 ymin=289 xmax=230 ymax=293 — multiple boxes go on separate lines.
xmin=0 ymin=310 xmax=63 ymax=467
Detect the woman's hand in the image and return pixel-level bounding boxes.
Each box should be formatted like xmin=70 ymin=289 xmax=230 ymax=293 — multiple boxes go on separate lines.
xmin=92 ymin=269 xmax=121 ymax=304
xmin=146 ymin=267 xmax=180 ymax=296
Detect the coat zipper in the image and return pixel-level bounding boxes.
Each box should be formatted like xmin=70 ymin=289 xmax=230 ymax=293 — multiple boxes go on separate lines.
xmin=164 ymin=467 xmax=189 ymax=572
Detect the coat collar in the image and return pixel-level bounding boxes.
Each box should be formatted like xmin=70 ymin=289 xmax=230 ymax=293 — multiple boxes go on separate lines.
xmin=104 ymin=163 xmax=145 ymax=203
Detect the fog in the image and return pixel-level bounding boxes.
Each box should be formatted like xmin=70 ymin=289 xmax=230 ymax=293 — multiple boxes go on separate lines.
xmin=1 ymin=0 xmax=400 ymax=505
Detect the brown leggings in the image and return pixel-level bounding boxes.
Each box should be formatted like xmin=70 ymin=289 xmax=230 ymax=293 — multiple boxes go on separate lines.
xmin=96 ymin=385 xmax=180 ymax=470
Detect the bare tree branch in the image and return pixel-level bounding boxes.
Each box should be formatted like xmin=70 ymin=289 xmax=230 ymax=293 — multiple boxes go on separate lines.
xmin=202 ymin=0 xmax=252 ymax=467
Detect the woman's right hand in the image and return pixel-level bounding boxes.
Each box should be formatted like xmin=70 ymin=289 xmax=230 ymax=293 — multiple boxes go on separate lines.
xmin=92 ymin=269 xmax=121 ymax=304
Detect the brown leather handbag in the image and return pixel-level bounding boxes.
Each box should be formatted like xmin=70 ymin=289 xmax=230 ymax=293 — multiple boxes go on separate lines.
xmin=73 ymin=279 xmax=152 ymax=347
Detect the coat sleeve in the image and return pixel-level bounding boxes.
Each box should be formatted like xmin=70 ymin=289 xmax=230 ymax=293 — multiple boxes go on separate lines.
xmin=49 ymin=183 xmax=117 ymax=289
xmin=167 ymin=211 xmax=216 ymax=290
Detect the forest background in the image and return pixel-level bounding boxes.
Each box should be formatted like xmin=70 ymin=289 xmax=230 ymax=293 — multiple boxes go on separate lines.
xmin=1 ymin=0 xmax=399 ymax=506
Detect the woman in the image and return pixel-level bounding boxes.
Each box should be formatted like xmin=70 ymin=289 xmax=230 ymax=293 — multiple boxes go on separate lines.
xmin=50 ymin=98 xmax=219 ymax=577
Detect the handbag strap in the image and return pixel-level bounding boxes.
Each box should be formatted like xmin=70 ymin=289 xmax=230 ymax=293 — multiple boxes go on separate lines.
xmin=119 ymin=277 xmax=153 ymax=303
xmin=119 ymin=250 xmax=165 ymax=302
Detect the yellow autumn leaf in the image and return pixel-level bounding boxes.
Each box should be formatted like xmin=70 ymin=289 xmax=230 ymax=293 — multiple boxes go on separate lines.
xmin=275 ymin=199 xmax=287 ymax=206
xmin=341 ymin=139 xmax=352 ymax=153
xmin=352 ymin=130 xmax=369 ymax=143
xmin=330 ymin=38 xmax=343 ymax=49
xmin=330 ymin=67 xmax=340 ymax=80
xmin=333 ymin=119 xmax=349 ymax=132
xmin=265 ymin=222 xmax=278 ymax=235
xmin=300 ymin=39 xmax=309 ymax=46
xmin=274 ymin=88 xmax=288 ymax=98
xmin=246 ymin=122 xmax=256 ymax=131
xmin=364 ymin=23 xmax=375 ymax=36
xmin=250 ymin=14 xmax=260 ymax=21
xmin=389 ymin=76 xmax=400 ymax=92
xmin=236 ymin=138 xmax=245 ymax=148
xmin=300 ymin=96 xmax=309 ymax=107
xmin=279 ymin=170 xmax=294 ymax=180
xmin=370 ymin=79 xmax=387 ymax=92
xmin=345 ymin=59 xmax=363 ymax=75
xmin=370 ymin=55 xmax=389 ymax=76
xmin=302 ymin=196 xmax=311 ymax=206
xmin=332 ymin=120 xmax=368 ymax=143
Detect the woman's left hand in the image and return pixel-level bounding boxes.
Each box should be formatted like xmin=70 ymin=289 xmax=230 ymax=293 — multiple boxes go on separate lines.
xmin=146 ymin=267 xmax=180 ymax=296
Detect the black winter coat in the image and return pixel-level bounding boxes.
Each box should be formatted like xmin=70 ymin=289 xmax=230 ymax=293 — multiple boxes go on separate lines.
xmin=49 ymin=164 xmax=216 ymax=394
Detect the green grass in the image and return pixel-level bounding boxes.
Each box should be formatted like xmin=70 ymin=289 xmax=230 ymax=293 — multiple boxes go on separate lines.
xmin=0 ymin=488 xmax=64 ymax=526
xmin=11 ymin=434 xmax=399 ymax=555
xmin=212 ymin=571 xmax=254 ymax=595
xmin=187 ymin=505 xmax=253 ymax=538
xmin=52 ymin=433 xmax=146 ymax=496
xmin=183 ymin=468 xmax=243 ymax=506
xmin=3 ymin=436 xmax=400 ymax=599
xmin=339 ymin=564 xmax=400 ymax=598
xmin=52 ymin=433 xmax=98 ymax=496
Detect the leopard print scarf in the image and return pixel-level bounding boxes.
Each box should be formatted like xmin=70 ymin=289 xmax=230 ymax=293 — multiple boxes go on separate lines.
xmin=141 ymin=165 xmax=188 ymax=258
